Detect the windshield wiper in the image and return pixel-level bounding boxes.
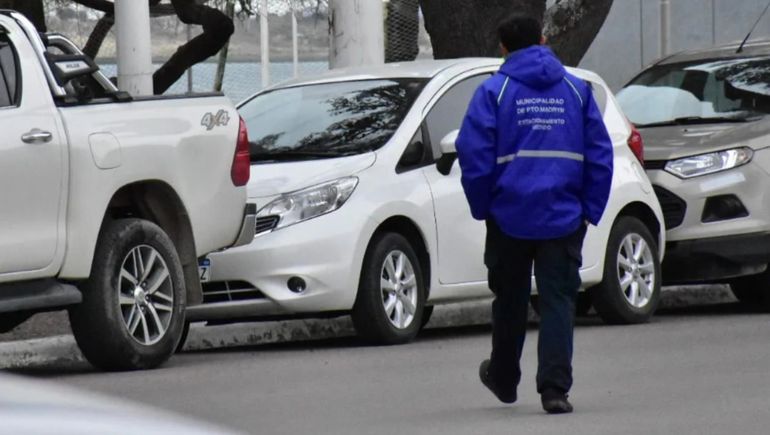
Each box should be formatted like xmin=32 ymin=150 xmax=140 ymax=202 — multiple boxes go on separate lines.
xmin=251 ymin=150 xmax=352 ymax=162
xmin=636 ymin=114 xmax=762 ymax=128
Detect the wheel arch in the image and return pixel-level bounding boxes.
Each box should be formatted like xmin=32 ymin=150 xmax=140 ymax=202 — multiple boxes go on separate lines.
xmin=102 ymin=180 xmax=202 ymax=305
xmin=368 ymin=216 xmax=432 ymax=299
xmin=589 ymin=204 xmax=663 ymax=324
xmin=616 ymin=201 xmax=663 ymax=253
xmin=586 ymin=201 xmax=664 ymax=287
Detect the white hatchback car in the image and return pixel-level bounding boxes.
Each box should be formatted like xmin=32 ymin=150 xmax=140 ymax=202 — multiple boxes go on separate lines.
xmin=187 ymin=59 xmax=666 ymax=344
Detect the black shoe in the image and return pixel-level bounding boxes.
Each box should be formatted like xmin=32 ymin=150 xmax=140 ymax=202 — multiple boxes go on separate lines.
xmin=541 ymin=388 xmax=573 ymax=414
xmin=479 ymin=359 xmax=517 ymax=404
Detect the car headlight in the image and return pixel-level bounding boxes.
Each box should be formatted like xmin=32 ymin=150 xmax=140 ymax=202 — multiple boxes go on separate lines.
xmin=257 ymin=177 xmax=359 ymax=231
xmin=664 ymin=148 xmax=753 ymax=179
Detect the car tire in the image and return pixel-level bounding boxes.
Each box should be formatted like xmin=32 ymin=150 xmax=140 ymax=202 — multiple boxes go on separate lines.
xmin=176 ymin=321 xmax=191 ymax=353
xmin=352 ymin=232 xmax=425 ymax=345
xmin=421 ymin=305 xmax=434 ymax=329
xmin=530 ymin=292 xmax=592 ymax=317
xmin=589 ymin=216 xmax=661 ymax=325
xmin=69 ymin=219 xmax=186 ymax=371
xmin=729 ymin=273 xmax=770 ymax=310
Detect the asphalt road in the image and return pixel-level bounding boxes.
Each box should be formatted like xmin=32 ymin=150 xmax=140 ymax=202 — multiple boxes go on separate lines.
xmin=9 ymin=301 xmax=770 ymax=435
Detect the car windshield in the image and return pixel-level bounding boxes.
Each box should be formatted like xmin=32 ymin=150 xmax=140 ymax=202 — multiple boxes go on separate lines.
xmin=616 ymin=56 xmax=770 ymax=127
xmin=240 ymin=79 xmax=427 ymax=162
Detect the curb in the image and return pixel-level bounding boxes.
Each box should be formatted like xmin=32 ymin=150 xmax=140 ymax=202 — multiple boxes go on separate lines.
xmin=0 ymin=286 xmax=735 ymax=370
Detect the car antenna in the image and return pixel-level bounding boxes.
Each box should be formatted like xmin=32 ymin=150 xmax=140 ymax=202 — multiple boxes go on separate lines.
xmin=737 ymin=0 xmax=770 ymax=53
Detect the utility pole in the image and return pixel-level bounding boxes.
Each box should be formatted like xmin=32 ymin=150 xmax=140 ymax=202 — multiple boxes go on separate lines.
xmin=260 ymin=0 xmax=270 ymax=88
xmin=329 ymin=0 xmax=385 ymax=69
xmin=660 ymin=0 xmax=671 ymax=57
xmin=114 ymin=0 xmax=154 ymax=96
xmin=292 ymin=0 xmax=299 ymax=78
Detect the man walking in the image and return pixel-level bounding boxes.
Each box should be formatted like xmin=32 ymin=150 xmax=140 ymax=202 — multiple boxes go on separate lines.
xmin=455 ymin=15 xmax=613 ymax=414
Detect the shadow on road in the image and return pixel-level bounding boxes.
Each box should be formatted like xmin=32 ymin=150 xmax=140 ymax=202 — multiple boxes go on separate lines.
xmin=656 ymin=301 xmax=761 ymax=316
xmin=6 ymin=361 xmax=94 ymax=377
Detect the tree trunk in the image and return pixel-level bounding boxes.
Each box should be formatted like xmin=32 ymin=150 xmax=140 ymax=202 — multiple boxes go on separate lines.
xmin=419 ymin=0 xmax=613 ymax=66
xmin=73 ymin=0 xmax=233 ymax=95
xmin=83 ymin=14 xmax=115 ymax=59
xmin=0 ymin=0 xmax=47 ymax=31
xmin=385 ymin=0 xmax=419 ymax=63
xmin=545 ymin=0 xmax=614 ymax=66
xmin=153 ymin=0 xmax=234 ymax=94
xmin=420 ymin=0 xmax=546 ymax=59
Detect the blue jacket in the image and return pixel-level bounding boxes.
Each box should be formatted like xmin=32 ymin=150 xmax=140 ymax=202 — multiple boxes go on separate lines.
xmin=456 ymin=46 xmax=614 ymax=240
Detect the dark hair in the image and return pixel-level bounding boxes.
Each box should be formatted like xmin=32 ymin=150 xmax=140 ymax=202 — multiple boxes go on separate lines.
xmin=498 ymin=14 xmax=542 ymax=53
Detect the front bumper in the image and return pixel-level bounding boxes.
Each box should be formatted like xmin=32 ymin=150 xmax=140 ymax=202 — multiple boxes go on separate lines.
xmin=663 ymin=232 xmax=770 ymax=283
xmin=647 ymin=159 xmax=770 ymax=283
xmin=647 ymin=156 xmax=770 ymax=240
xmin=229 ymin=203 xmax=258 ymax=248
xmin=187 ymin=204 xmax=376 ymax=322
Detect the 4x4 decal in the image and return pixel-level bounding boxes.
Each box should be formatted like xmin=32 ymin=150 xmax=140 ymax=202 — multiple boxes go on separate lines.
xmin=201 ymin=109 xmax=231 ymax=130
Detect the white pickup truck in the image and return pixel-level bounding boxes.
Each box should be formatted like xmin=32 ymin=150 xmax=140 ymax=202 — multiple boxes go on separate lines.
xmin=0 ymin=11 xmax=256 ymax=370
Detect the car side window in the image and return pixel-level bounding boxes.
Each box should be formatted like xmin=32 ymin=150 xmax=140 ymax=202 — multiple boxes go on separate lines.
xmin=425 ymin=74 xmax=491 ymax=158
xmin=0 ymin=31 xmax=19 ymax=108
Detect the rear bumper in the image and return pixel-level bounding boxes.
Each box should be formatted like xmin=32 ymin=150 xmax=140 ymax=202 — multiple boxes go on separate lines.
xmin=663 ymin=232 xmax=770 ymax=283
xmin=229 ymin=203 xmax=257 ymax=248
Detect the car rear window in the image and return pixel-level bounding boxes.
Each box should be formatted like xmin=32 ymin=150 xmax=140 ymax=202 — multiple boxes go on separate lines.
xmin=617 ymin=56 xmax=770 ymax=126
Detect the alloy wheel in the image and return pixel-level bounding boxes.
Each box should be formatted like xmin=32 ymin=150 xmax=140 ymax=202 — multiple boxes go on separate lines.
xmin=380 ymin=250 xmax=418 ymax=329
xmin=118 ymin=245 xmax=174 ymax=346
xmin=616 ymin=233 xmax=656 ymax=308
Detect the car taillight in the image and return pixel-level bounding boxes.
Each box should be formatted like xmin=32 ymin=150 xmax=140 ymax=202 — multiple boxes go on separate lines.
xmin=628 ymin=125 xmax=644 ymax=166
xmin=231 ymin=117 xmax=250 ymax=186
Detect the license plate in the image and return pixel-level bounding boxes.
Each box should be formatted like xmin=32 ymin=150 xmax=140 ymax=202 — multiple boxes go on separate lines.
xmin=198 ymin=258 xmax=211 ymax=283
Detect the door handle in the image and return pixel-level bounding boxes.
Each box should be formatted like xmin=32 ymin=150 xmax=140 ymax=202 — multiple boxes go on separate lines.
xmin=22 ymin=129 xmax=53 ymax=144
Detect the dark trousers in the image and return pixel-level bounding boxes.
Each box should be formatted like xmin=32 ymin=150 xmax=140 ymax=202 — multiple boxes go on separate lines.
xmin=484 ymin=219 xmax=586 ymax=395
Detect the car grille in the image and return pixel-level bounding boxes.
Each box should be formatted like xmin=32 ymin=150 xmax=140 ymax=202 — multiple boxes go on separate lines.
xmin=645 ymin=160 xmax=667 ymax=170
xmin=202 ymin=281 xmax=266 ymax=303
xmin=653 ymin=185 xmax=687 ymax=229
xmin=255 ymin=216 xmax=279 ymax=235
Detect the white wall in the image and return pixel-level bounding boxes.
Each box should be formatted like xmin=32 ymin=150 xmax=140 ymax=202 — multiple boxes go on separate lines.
xmin=579 ymin=0 xmax=770 ymax=90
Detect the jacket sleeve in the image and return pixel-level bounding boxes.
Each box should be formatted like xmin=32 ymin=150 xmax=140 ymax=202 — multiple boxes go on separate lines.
xmin=456 ymin=85 xmax=498 ymax=221
xmin=581 ymin=89 xmax=614 ymax=225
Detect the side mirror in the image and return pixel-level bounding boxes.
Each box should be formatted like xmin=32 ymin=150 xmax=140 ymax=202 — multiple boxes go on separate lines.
xmin=46 ymin=53 xmax=98 ymax=87
xmin=439 ymin=130 xmax=459 ymax=155
xmin=436 ymin=129 xmax=459 ymax=176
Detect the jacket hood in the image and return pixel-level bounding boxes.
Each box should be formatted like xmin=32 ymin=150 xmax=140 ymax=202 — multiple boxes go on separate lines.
xmin=499 ymin=46 xmax=566 ymax=89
